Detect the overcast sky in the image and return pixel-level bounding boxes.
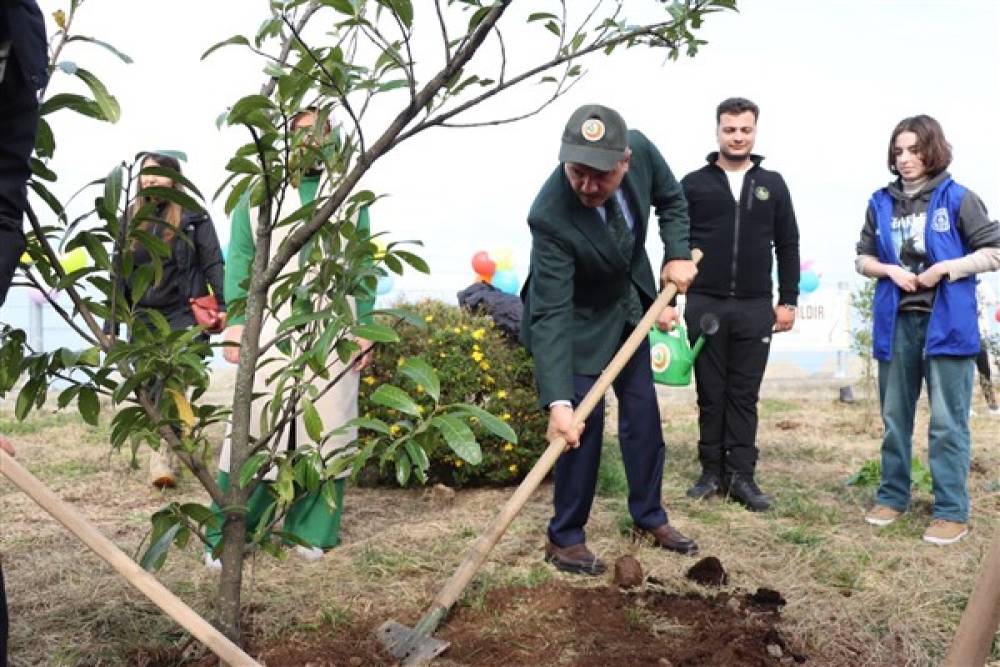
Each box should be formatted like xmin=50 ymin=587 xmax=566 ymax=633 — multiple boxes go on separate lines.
xmin=28 ymin=0 xmax=1000 ymax=309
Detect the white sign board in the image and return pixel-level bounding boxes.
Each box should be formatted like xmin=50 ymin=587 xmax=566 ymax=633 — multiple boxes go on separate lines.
xmin=770 ymin=287 xmax=852 ymax=352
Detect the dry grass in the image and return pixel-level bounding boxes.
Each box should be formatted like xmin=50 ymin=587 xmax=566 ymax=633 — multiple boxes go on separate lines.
xmin=3 ymin=375 xmax=1000 ymax=666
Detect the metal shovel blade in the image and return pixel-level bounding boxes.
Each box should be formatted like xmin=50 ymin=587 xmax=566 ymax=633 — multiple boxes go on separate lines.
xmin=376 ymin=619 xmax=451 ymax=666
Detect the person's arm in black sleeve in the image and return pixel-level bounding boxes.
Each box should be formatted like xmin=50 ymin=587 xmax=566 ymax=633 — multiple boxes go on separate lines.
xmin=195 ymin=213 xmax=227 ymax=311
xmin=773 ymin=174 xmax=800 ymax=306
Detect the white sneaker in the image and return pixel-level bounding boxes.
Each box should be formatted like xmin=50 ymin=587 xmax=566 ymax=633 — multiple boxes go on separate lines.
xmin=203 ymin=552 xmax=222 ymax=571
xmin=294 ymin=545 xmax=325 ymax=561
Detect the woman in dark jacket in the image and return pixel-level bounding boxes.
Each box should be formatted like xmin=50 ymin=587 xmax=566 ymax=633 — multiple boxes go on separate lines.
xmin=127 ymin=152 xmax=226 ymax=487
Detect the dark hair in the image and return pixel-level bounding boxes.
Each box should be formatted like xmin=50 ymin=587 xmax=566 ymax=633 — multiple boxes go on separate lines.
xmin=716 ymin=97 xmax=759 ymax=124
xmin=887 ymin=115 xmax=952 ymax=177
xmin=129 ymin=152 xmax=185 ymax=246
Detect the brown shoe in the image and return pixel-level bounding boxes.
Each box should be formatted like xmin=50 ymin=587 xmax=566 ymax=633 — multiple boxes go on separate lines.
xmin=544 ymin=541 xmax=607 ymax=575
xmin=635 ymin=523 xmax=699 ymax=556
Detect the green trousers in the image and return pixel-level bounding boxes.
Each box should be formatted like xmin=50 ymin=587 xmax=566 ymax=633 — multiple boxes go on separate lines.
xmin=205 ymin=471 xmax=345 ymax=552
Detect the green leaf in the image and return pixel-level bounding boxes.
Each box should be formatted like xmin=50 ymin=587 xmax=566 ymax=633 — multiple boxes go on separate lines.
xmin=238 ymin=452 xmax=270 ymax=489
xmin=544 ymin=20 xmax=561 ymax=37
xmin=137 ymin=186 xmax=205 ymax=215
xmin=395 ymin=451 xmax=411 ymax=486
xmin=179 ymin=502 xmax=219 ymax=528
xmin=28 ymin=180 xmax=65 ymax=220
xmin=77 ymin=387 xmax=100 ymax=426
xmin=303 ymin=398 xmax=324 ymax=443
xmin=74 ymin=68 xmax=121 ymax=123
xmin=139 ymin=164 xmax=203 ymax=200
xmin=39 ymin=93 xmax=105 ymax=121
xmin=393 ymin=250 xmax=430 ymax=274
xmin=403 ymin=440 xmax=429 ymax=471
xmin=322 ymin=0 xmax=357 ymax=15
xmin=399 ymin=357 xmax=439 ymax=403
xmin=228 ymin=94 xmax=275 ymax=124
xmin=370 ymin=384 xmax=421 ymax=417
xmin=15 ymin=377 xmax=41 ymax=421
xmin=34 ymin=118 xmax=55 ymax=158
xmin=528 ymin=12 xmax=558 ymax=22
xmin=140 ymin=521 xmax=182 ymax=571
xmin=452 ymin=403 xmax=517 ymax=443
xmin=103 ymin=163 xmax=123 ymax=217
xmin=29 ymin=158 xmax=57 ymax=182
xmin=68 ymin=35 xmax=134 ymax=63
xmin=201 ymin=35 xmax=250 ymax=60
xmin=347 ymin=416 xmax=390 ymax=434
xmin=431 ymin=415 xmax=482 ymax=465
xmin=351 ymin=322 xmax=399 ymax=344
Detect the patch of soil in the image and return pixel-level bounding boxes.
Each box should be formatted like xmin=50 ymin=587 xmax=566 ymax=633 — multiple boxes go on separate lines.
xmin=775 ymin=419 xmax=801 ymax=430
xmin=686 ymin=556 xmax=728 ymax=586
xmin=172 ymin=580 xmax=807 ymax=666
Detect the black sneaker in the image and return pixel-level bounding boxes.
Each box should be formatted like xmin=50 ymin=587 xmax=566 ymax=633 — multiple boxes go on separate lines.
xmin=686 ymin=472 xmax=723 ymax=499
xmin=727 ymin=475 xmax=771 ymax=512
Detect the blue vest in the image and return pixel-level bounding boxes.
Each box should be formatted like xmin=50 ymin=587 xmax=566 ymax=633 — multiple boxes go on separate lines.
xmin=870 ymin=177 xmax=978 ymax=361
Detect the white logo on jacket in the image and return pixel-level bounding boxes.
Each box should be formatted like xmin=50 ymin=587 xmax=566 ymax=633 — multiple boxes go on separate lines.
xmin=930 ymin=207 xmax=951 ymax=232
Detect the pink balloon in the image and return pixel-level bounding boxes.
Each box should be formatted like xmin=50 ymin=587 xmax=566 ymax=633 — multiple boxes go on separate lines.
xmin=28 ymin=288 xmax=53 ymax=305
xmin=471 ymin=250 xmax=496 ymax=277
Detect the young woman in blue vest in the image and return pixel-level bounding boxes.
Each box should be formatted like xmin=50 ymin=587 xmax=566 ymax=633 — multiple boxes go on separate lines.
xmin=855 ymin=115 xmax=1000 ymax=545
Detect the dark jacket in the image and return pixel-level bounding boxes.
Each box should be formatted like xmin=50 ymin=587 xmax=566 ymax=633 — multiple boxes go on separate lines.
xmin=126 ymin=209 xmax=226 ymax=331
xmin=681 ymin=153 xmax=800 ymax=306
xmin=520 ymin=129 xmax=690 ymax=406
xmin=1 ymin=0 xmax=48 ymax=90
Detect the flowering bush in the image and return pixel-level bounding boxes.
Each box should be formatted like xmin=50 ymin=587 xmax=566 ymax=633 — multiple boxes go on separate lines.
xmin=358 ymin=299 xmax=548 ymax=487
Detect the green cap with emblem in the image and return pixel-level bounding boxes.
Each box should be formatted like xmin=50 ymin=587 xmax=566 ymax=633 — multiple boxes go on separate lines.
xmin=559 ymin=104 xmax=628 ymax=172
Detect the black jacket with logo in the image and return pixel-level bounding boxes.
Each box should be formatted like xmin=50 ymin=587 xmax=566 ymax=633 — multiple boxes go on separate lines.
xmin=681 ymin=153 xmax=800 ymax=305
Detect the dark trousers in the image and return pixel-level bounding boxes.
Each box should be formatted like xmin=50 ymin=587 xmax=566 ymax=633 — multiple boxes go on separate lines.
xmin=0 ymin=50 xmax=36 ymax=306
xmin=685 ymin=294 xmax=773 ymax=477
xmin=548 ymin=334 xmax=668 ymax=547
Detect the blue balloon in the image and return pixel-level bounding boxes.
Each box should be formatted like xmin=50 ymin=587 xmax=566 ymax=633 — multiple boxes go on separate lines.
xmin=492 ymin=269 xmax=519 ymax=295
xmin=376 ymin=275 xmax=394 ymax=295
xmin=799 ymin=270 xmax=819 ymax=294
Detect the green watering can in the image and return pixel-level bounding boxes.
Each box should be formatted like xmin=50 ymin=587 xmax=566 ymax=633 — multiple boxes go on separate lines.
xmin=649 ymin=313 xmax=720 ymax=386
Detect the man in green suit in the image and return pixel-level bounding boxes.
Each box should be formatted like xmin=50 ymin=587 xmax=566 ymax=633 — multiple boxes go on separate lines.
xmin=521 ymin=104 xmax=699 ymax=575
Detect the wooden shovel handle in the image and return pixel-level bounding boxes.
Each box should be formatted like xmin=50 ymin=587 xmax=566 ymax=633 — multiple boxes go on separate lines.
xmin=944 ymin=527 xmax=1000 ymax=666
xmin=0 ymin=450 xmax=261 ymax=667
xmin=431 ymin=250 xmax=702 ymax=610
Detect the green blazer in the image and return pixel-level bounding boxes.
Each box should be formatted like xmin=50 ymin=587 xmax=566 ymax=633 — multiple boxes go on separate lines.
xmin=520 ymin=129 xmax=690 ymax=407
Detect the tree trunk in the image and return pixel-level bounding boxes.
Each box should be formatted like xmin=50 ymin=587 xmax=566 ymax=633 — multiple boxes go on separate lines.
xmin=216 ymin=508 xmax=249 ymax=649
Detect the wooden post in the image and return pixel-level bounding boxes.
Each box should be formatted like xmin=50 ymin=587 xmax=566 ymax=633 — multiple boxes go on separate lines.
xmin=944 ymin=529 xmax=1000 ymax=666
xmin=0 ymin=450 xmax=261 ymax=667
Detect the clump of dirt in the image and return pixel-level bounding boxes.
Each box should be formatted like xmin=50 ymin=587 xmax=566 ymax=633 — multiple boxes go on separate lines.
xmin=745 ymin=587 xmax=787 ymax=612
xmin=686 ymin=556 xmax=728 ymax=586
xmin=775 ymin=419 xmax=801 ymax=430
xmin=613 ymin=555 xmax=643 ymax=588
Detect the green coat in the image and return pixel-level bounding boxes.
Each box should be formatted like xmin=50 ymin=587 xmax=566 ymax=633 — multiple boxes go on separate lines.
xmin=520 ymin=129 xmax=690 ymax=407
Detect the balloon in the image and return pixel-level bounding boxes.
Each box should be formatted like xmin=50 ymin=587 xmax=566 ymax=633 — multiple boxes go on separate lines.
xmin=471 ymin=250 xmax=495 ymax=277
xmin=27 ymin=288 xmax=54 ymax=306
xmin=799 ymin=270 xmax=820 ymax=294
xmin=60 ymin=247 xmax=89 ymax=274
xmin=476 ymin=273 xmax=492 ymax=284
xmin=376 ymin=275 xmax=394 ymax=295
xmin=492 ymin=269 xmax=519 ymax=295
xmin=493 ymin=247 xmax=514 ymax=271
xmin=995 ymin=306 xmax=1000 ymax=323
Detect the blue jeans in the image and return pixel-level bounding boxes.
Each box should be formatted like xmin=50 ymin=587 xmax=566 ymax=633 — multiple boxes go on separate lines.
xmin=876 ymin=311 xmax=974 ymax=522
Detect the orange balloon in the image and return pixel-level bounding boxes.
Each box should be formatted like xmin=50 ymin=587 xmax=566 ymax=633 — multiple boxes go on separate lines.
xmin=477 ymin=273 xmax=492 ymax=284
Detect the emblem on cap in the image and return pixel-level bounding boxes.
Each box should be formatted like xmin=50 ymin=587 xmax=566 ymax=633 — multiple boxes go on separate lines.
xmin=581 ymin=118 xmax=605 ymax=142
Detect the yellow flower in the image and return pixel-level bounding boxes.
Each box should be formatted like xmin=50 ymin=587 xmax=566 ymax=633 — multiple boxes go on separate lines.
xmin=480 ymin=361 xmax=490 ymax=371
xmin=502 ymin=412 xmax=511 ymax=421
xmin=485 ymin=375 xmax=495 ymax=385
xmin=471 ymin=350 xmax=484 ymax=362
xmin=416 ymin=384 xmax=424 ymax=393
xmin=471 ymin=328 xmax=486 ymax=340
xmin=439 ymin=352 xmax=446 ymax=358
xmin=397 ymin=357 xmax=405 ymax=367
xmin=462 ymin=325 xmax=469 ymax=331
xmin=424 ymin=315 xmax=434 ymax=322
xmin=496 ymin=390 xmax=507 ymax=399
xmin=472 ymin=343 xmax=480 ymax=351
xmin=508 ymin=464 xmax=518 ymax=474
xmin=502 ymin=442 xmax=514 ymax=452
xmin=453 ymin=327 xmax=462 ymax=334
xmin=363 ymin=376 xmax=376 ymax=385
xmin=417 ymin=405 xmax=425 ymax=414
xmin=389 ymin=424 xmax=401 ymax=435
xmin=454 ymin=460 xmax=463 ymax=468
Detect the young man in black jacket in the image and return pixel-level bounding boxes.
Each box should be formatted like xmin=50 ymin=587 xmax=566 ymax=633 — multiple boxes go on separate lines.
xmin=680 ymin=98 xmax=800 ymax=511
